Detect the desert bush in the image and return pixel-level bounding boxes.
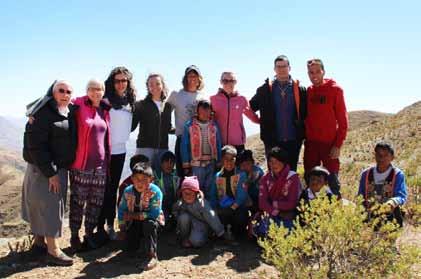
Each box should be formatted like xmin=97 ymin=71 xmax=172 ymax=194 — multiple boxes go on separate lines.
xmin=259 ymin=195 xmax=421 ymax=279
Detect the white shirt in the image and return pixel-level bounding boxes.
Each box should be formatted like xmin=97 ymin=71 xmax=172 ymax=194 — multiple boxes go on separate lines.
xmin=109 ymin=105 xmax=133 ymax=154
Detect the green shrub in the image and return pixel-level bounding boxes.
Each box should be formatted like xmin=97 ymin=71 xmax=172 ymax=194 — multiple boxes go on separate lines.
xmin=259 ymin=195 xmax=420 ymax=279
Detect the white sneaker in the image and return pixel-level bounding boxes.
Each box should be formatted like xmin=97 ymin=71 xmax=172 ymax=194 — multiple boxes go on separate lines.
xmin=107 ymin=226 xmax=117 ymax=240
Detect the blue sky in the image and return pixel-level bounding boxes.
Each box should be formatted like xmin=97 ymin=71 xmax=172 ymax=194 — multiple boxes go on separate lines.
xmin=1 ymin=0 xmax=420 ymax=127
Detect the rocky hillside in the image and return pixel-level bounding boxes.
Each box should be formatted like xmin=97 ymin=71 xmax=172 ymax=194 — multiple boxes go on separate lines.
xmin=246 ymin=103 xmax=421 ymax=201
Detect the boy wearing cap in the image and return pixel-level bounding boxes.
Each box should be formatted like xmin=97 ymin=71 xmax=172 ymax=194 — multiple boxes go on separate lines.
xmin=299 ymin=166 xmax=334 ymax=204
xmin=153 ymin=151 xmax=180 ymax=230
xmin=118 ymin=162 xmax=163 ymax=270
xmin=181 ymin=99 xmax=222 ymax=197
xmin=237 ymin=149 xmax=264 ymax=211
xmin=210 ymin=145 xmax=249 ymax=238
xmin=167 ymin=65 xmax=206 ymax=178
xmin=357 ymin=142 xmax=407 ymax=226
xmin=173 ymin=176 xmax=225 ymax=248
xmin=304 ymin=58 xmax=348 ymax=197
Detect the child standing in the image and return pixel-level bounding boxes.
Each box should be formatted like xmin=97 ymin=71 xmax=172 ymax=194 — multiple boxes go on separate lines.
xmin=173 ymin=176 xmax=225 ymax=248
xmin=181 ymin=99 xmax=222 ymax=197
xmin=118 ymin=162 xmax=163 ymax=271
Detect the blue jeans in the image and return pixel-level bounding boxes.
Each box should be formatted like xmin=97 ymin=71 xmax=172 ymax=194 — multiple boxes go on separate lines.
xmin=192 ymin=163 xmax=215 ymax=199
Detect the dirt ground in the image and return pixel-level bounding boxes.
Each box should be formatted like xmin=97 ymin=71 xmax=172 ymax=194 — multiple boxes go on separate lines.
xmin=0 ymin=227 xmax=278 ymax=279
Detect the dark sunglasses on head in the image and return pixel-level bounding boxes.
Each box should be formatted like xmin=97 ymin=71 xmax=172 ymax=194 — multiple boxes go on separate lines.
xmin=58 ymin=88 xmax=72 ymax=95
xmin=307 ymin=59 xmax=323 ymax=66
xmin=222 ymin=79 xmax=236 ymax=84
xmin=114 ymin=78 xmax=128 ymax=84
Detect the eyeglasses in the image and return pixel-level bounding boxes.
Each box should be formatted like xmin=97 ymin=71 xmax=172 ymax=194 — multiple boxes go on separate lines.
xmin=58 ymin=88 xmax=72 ymax=95
xmin=114 ymin=78 xmax=128 ymax=84
xmin=222 ymin=79 xmax=236 ymax=84
xmin=89 ymin=87 xmax=103 ymax=91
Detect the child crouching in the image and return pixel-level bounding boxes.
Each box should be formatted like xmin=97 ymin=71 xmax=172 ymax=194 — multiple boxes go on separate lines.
xmin=118 ymin=162 xmax=163 ymax=270
xmin=173 ymin=176 xmax=225 ymax=248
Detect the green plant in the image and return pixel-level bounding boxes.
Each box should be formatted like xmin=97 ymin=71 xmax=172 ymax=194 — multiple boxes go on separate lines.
xmin=259 ymin=196 xmax=421 ymax=279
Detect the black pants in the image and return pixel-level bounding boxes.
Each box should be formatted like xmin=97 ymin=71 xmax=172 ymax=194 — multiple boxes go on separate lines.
xmin=264 ymin=140 xmax=303 ymax=171
xmin=98 ymin=153 xmax=126 ymax=229
xmin=127 ymin=219 xmax=159 ymax=255
xmin=175 ymin=136 xmax=184 ymax=179
xmin=217 ymin=207 xmax=248 ymax=236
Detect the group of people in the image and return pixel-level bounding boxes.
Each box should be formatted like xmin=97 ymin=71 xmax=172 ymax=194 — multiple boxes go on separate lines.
xmin=21 ymin=55 xmax=408 ymax=271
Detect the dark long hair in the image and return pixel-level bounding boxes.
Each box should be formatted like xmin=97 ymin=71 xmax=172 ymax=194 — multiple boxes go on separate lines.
xmin=104 ymin=66 xmax=136 ymax=109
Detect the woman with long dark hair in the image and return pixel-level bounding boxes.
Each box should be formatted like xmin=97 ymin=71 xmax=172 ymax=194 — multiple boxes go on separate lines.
xmin=97 ymin=66 xmax=136 ymax=240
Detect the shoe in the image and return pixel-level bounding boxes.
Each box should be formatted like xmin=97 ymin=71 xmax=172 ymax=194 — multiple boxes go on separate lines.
xmin=30 ymin=243 xmax=47 ymax=256
xmin=70 ymin=236 xmax=83 ymax=252
xmin=107 ymin=226 xmax=117 ymax=241
xmin=141 ymin=256 xmax=158 ymax=271
xmin=46 ymin=251 xmax=73 ymax=266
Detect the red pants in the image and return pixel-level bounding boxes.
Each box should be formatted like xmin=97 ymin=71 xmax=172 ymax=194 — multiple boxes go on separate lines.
xmin=304 ymin=140 xmax=340 ymax=174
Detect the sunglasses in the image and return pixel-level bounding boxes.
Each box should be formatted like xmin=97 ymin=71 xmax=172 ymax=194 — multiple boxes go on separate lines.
xmin=58 ymin=88 xmax=72 ymax=95
xmin=307 ymin=59 xmax=323 ymax=66
xmin=114 ymin=78 xmax=128 ymax=84
xmin=222 ymin=79 xmax=236 ymax=84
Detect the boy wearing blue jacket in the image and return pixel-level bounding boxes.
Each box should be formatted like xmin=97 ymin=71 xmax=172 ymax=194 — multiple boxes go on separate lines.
xmin=210 ymin=145 xmax=249 ymax=238
xmin=358 ymin=142 xmax=408 ymax=226
xmin=118 ymin=162 xmax=163 ymax=271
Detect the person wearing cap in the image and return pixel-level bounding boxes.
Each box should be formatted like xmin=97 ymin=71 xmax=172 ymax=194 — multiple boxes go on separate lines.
xmin=173 ymin=176 xmax=225 ymax=248
xmin=209 ymin=145 xmax=249 ymax=238
xmin=299 ymin=166 xmax=334 ymax=204
xmin=68 ymin=79 xmax=112 ymax=251
xmin=304 ymin=58 xmax=348 ymax=197
xmin=118 ymin=162 xmax=163 ymax=270
xmin=22 ymin=80 xmax=76 ymax=266
xmin=153 ymin=150 xmax=180 ymax=231
xmin=250 ymin=55 xmax=307 ymax=171
xmin=210 ymin=71 xmax=259 ymax=153
xmin=357 ymin=142 xmax=407 ymax=227
xmin=167 ymin=65 xmax=206 ymax=177
xmin=237 ymin=149 xmax=264 ymax=211
xmin=252 ymin=147 xmax=302 ymax=237
xmin=181 ymin=99 xmax=222 ymax=197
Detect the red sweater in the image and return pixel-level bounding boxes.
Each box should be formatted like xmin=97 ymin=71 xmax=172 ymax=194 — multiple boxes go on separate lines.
xmin=305 ymin=79 xmax=348 ymax=148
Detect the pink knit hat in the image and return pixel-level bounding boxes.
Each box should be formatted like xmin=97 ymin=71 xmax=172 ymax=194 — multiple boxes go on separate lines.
xmin=181 ymin=176 xmax=200 ymax=193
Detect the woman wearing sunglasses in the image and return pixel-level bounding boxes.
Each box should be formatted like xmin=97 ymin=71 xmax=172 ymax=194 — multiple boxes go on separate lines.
xmin=96 ymin=66 xmax=136 ymax=241
xmin=210 ymin=71 xmax=259 ymax=153
xmin=22 ymin=80 xmax=77 ymax=266
xmin=68 ymin=79 xmax=112 ymax=251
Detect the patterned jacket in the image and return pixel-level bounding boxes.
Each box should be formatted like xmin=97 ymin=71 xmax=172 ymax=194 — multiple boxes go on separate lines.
xmin=118 ymin=183 xmax=163 ymax=225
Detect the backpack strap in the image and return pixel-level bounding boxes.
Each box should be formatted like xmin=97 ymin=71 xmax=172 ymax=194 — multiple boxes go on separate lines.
xmin=293 ymin=80 xmax=300 ymax=119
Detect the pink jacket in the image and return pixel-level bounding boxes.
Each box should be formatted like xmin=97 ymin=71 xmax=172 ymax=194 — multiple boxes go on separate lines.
xmin=259 ymin=166 xmax=301 ymax=217
xmin=210 ymin=89 xmax=259 ymax=146
xmin=71 ymin=96 xmax=111 ymax=171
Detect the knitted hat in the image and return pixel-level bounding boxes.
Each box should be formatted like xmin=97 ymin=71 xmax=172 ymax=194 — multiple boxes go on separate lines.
xmin=181 ymin=176 xmax=200 ymax=193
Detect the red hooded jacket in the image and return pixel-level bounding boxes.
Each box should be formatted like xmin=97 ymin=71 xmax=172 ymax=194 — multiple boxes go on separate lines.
xmin=305 ymin=79 xmax=348 ymax=147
